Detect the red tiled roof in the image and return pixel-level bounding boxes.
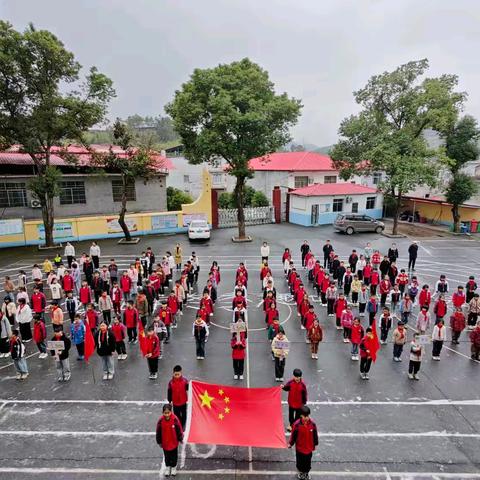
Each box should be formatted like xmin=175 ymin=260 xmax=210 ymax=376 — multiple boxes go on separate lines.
xmin=249 ymin=152 xmax=336 ymax=172
xmin=0 ymin=145 xmax=173 ymax=171
xmin=291 ymin=183 xmax=378 ymax=197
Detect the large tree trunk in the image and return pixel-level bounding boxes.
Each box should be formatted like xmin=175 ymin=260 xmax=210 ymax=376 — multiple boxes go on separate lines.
xmin=234 ymin=176 xmax=247 ymax=239
xmin=41 ymin=194 xmax=55 ymax=247
xmin=118 ymin=179 xmax=132 ymax=241
xmin=451 ymin=205 xmax=461 ymax=233
xmin=391 ymin=191 xmax=402 ymax=236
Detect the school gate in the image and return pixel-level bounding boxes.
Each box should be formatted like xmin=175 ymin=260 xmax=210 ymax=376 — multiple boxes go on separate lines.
xmin=217 ymin=206 xmax=274 ymax=228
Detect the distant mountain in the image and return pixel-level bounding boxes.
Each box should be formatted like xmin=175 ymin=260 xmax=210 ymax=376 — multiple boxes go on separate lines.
xmin=314 ymin=145 xmax=333 ymax=155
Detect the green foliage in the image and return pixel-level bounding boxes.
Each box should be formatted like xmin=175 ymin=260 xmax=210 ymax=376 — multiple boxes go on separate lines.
xmin=165 ymin=58 xmax=301 ymax=237
xmin=218 ymin=192 xmax=233 ymax=209
xmin=251 ymin=190 xmax=270 ymax=207
xmin=0 ymin=21 xmax=115 ymax=244
xmin=330 ymin=59 xmax=465 ymax=233
xmin=167 ymin=187 xmax=193 ymax=211
xmin=28 ymin=166 xmax=62 ymax=203
xmin=445 ymin=173 xmax=477 ymax=206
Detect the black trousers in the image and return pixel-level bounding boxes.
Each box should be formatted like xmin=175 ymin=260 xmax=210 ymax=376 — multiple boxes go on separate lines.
xmin=163 ymin=448 xmax=178 ymax=467
xmin=380 ymin=327 xmax=390 ymax=342
xmin=173 ymin=404 xmax=187 ymax=430
xmin=393 ymin=343 xmax=403 ymax=358
xmin=359 ymin=303 xmax=366 ymax=314
xmin=115 ymin=341 xmax=126 ymax=355
xmin=327 ymin=299 xmax=335 ymax=315
xmin=409 ymin=360 xmax=421 ymax=375
xmin=451 ymin=330 xmax=462 ymax=343
xmin=408 ymin=257 xmax=416 ymax=270
xmin=233 ymin=359 xmax=244 ymax=375
xmin=296 ymin=451 xmax=313 ymax=474
xmin=380 ymin=293 xmax=387 ymax=307
xmin=289 ymin=406 xmax=301 ymax=426
xmin=432 ymin=340 xmax=443 ymax=357
xmin=468 ymin=312 xmax=478 ymax=327
xmin=352 ymin=292 xmax=358 ymax=304
xmin=127 ymin=327 xmax=137 ymax=342
xmin=274 ymin=357 xmax=286 ymax=379
xmin=102 ymin=310 xmax=111 ymax=325
xmin=301 ymin=252 xmax=307 ymax=266
xmin=147 ymin=357 xmax=158 ymax=374
xmin=369 ymin=312 xmax=376 ymax=326
xmin=76 ymin=342 xmax=85 ymax=357
xmin=67 ymin=256 xmax=74 ymax=268
xmin=92 ymin=256 xmax=100 ymax=269
xmin=360 ymin=357 xmax=372 ymax=373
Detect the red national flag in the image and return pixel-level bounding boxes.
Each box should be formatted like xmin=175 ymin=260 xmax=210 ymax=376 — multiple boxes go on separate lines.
xmin=84 ymin=322 xmax=95 ymax=363
xmin=186 ymin=380 xmax=286 ymax=449
xmin=368 ymin=319 xmax=381 ymax=362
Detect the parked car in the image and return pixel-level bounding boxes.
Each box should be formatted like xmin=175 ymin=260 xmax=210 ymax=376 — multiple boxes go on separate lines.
xmin=188 ymin=219 xmax=211 ymax=240
xmin=333 ymin=214 xmax=384 ymax=235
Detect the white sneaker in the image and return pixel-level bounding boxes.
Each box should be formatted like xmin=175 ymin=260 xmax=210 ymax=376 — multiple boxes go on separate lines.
xmin=102 ymin=373 xmax=108 ymax=380
xmin=239 ymin=375 xmax=244 ymax=380
xmin=300 ymin=325 xmax=306 ymax=330
xmin=171 ymin=467 xmax=177 ymax=477
xmin=123 ymin=354 xmax=128 ymax=360
xmin=234 ymin=375 xmax=238 ymax=380
xmin=108 ymin=373 xmax=114 ymax=380
xmin=351 ymin=355 xmax=356 ymax=360
xmin=343 ymin=338 xmax=348 ymax=343
xmin=408 ymin=373 xmax=414 ymax=379
xmin=21 ymin=373 xmax=28 ymax=380
xmin=16 ymin=373 xmax=22 ymax=380
xmin=165 ymin=466 xmax=171 ymax=477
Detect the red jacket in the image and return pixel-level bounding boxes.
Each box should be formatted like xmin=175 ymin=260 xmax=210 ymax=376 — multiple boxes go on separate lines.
xmin=233 ymin=295 xmax=247 ymax=310
xmin=299 ymin=301 xmax=310 ymax=318
xmin=79 ymin=287 xmax=91 ymax=305
xmin=264 ymin=296 xmax=275 ymax=312
xmin=470 ymin=327 xmax=480 ymax=347
xmin=283 ymin=379 xmax=307 ymax=409
xmin=434 ymin=300 xmax=447 ymax=318
xmin=370 ymin=271 xmax=380 ymax=286
xmin=296 ymin=288 xmax=306 ymax=305
xmin=167 ymin=296 xmax=178 ymax=314
xmin=304 ymin=311 xmax=317 ymax=331
xmin=31 ymin=292 xmax=46 ymax=313
xmin=197 ymin=307 xmax=208 ymax=322
xmin=334 ymin=298 xmax=347 ymax=318
xmin=419 ymin=290 xmax=431 ymax=306
xmin=120 ymin=276 xmax=132 ymax=293
xmin=289 ymin=418 xmax=318 ymax=455
xmin=85 ymin=310 xmax=98 ymax=329
xmin=315 ymin=269 xmax=325 ymax=286
xmin=123 ymin=307 xmax=139 ymax=328
xmin=266 ymin=308 xmax=278 ymax=326
xmin=321 ymin=277 xmax=330 ymax=293
xmin=33 ymin=321 xmax=46 ymax=343
xmin=450 ymin=312 xmax=466 ymax=332
xmin=159 ymin=307 xmax=173 ymax=326
xmin=260 ymin=266 xmax=271 ymax=280
xmin=168 ymin=376 xmax=189 ymax=406
xmin=397 ymin=272 xmax=409 ymax=285
xmin=110 ymin=287 xmax=122 ymax=304
xmin=231 ymin=337 xmax=246 ymax=360
xmin=351 ymin=323 xmax=364 ymax=344
xmin=145 ymin=334 xmax=160 ymax=358
xmin=363 ymin=265 xmax=372 ymax=279
xmin=379 ymin=280 xmax=391 ymax=295
xmin=452 ymin=291 xmax=466 ymax=308
xmin=371 ymin=252 xmax=381 ymax=265
xmin=293 ymin=277 xmax=302 ymax=294
xmin=111 ymin=323 xmax=126 ymax=342
xmin=62 ymin=274 xmax=74 ymax=291
xmin=156 ymin=414 xmax=183 ymax=451
xmin=199 ymin=297 xmax=214 ymax=316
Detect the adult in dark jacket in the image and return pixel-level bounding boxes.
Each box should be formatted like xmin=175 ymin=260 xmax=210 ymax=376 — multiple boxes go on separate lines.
xmin=96 ymin=322 xmax=116 ymax=380
xmin=322 ymin=240 xmax=333 ymax=268
xmin=156 ymin=404 xmax=183 ymax=477
xmin=50 ymin=330 xmax=71 ymax=382
xmin=388 ymin=243 xmax=399 ymax=263
xmin=408 ymin=242 xmax=419 ymax=271
xmin=300 ymin=241 xmax=310 ymax=267
xmin=288 ymin=405 xmax=318 ymax=480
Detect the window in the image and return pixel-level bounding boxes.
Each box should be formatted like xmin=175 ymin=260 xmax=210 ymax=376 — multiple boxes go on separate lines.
xmin=59 ymin=181 xmax=86 ymax=205
xmin=183 ymin=175 xmax=190 ymax=183
xmin=294 ymin=176 xmax=309 ymax=188
xmin=366 ymin=196 xmax=376 ymax=210
xmin=0 ymin=183 xmax=27 ymax=207
xmin=112 ymin=179 xmax=136 ymax=202
xmin=351 ymin=202 xmax=358 ymax=213
xmin=372 ymin=172 xmax=382 ymax=185
xmin=324 ymin=176 xmax=337 ymax=184
xmin=333 ymin=198 xmax=343 ymax=212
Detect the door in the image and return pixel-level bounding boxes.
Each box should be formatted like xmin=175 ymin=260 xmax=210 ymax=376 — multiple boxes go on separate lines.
xmin=351 ymin=202 xmax=358 ymax=214
xmin=311 ymin=204 xmax=319 ymax=225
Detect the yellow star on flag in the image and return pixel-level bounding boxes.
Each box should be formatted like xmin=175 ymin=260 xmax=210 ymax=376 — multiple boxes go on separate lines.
xmin=224 ymin=396 xmax=230 ymax=404
xmin=224 ymin=407 xmax=230 ymax=414
xmin=199 ymin=390 xmax=214 ymax=409
xmin=218 ymin=389 xmax=224 ymax=396
xmin=218 ymin=413 xmax=224 ymax=420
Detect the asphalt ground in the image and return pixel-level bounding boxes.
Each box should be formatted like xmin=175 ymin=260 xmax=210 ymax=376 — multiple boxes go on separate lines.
xmin=0 ymin=223 xmax=479 ymax=480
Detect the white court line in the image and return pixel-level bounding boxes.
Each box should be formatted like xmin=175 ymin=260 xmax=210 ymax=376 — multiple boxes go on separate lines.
xmin=0 ymin=467 xmax=479 ymax=478
xmin=1 ymin=430 xmax=479 ymax=438
xmin=1 ymin=398 xmax=480 ymax=406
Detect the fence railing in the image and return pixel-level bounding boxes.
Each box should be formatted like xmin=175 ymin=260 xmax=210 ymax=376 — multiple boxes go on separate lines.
xmin=218 ymin=206 xmax=274 ymax=228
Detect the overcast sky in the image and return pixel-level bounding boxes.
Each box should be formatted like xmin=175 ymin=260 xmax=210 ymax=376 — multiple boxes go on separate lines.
xmin=2 ymin=0 xmax=480 ymax=146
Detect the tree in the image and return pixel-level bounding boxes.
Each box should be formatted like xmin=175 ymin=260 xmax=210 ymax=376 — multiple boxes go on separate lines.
xmin=218 ymin=192 xmax=233 ymax=209
xmin=251 ymin=190 xmax=269 ymax=207
xmin=166 ymin=58 xmax=301 ymax=240
xmin=167 ymin=187 xmax=193 ymax=211
xmin=441 ymin=116 xmax=480 ymax=232
xmin=90 ymin=120 xmax=162 ymax=241
xmin=0 ymin=22 xmax=115 ymax=246
xmin=330 ymin=59 xmax=465 ymax=235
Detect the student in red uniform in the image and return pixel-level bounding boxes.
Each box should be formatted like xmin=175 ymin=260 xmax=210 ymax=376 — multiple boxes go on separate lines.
xmin=450 ymin=307 xmax=466 ymax=345
xmin=452 ymin=286 xmax=466 ymax=309
xmin=282 ymin=368 xmax=308 ymax=432
xmin=120 ymin=271 xmax=132 ymax=302
xmin=199 ymin=290 xmax=214 ymax=319
xmin=288 ymin=405 xmax=318 ymax=480
xmin=31 ymin=287 xmax=47 ymax=321
xmin=111 ymin=316 xmax=127 ymax=360
xmin=167 ymin=291 xmax=179 ymax=328
xmin=156 ymin=404 xmax=183 ymax=478
xmin=110 ymin=281 xmax=122 ymax=316
xmin=62 ymin=270 xmax=74 ymax=295
xmin=123 ymin=300 xmax=139 ymax=344
xmin=265 ymin=302 xmax=279 ymax=327
xmin=84 ymin=303 xmax=98 ymax=337
xmin=299 ymin=294 xmax=310 ymax=329
xmin=167 ymin=365 xmax=189 ymax=430
xmin=79 ymin=281 xmax=92 ymax=309
xmin=334 ymin=293 xmax=347 ymax=329
xmin=466 ymin=276 xmax=478 ymax=303
xmin=231 ymin=332 xmax=246 ymax=380
xmin=158 ymin=301 xmax=173 ymax=343
xmin=236 ymin=262 xmax=248 ymax=288
xmin=307 ymin=317 xmax=323 ymax=359
xmin=379 ymin=276 xmax=391 ymax=308
xmin=144 ymin=326 xmax=161 ymax=379
xmin=433 ymin=294 xmax=448 ymax=325
xmin=419 ymin=285 xmax=432 ymax=309
xmin=232 ymin=289 xmax=247 ymax=310
xmin=370 ymin=269 xmax=380 ymax=296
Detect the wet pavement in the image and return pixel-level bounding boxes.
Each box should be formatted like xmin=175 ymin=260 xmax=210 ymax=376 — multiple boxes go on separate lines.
xmin=0 ymin=223 xmax=479 ymax=479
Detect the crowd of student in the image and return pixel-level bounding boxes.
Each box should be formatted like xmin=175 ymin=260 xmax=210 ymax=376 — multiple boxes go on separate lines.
xmin=1 ymin=237 xmax=479 ymax=480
